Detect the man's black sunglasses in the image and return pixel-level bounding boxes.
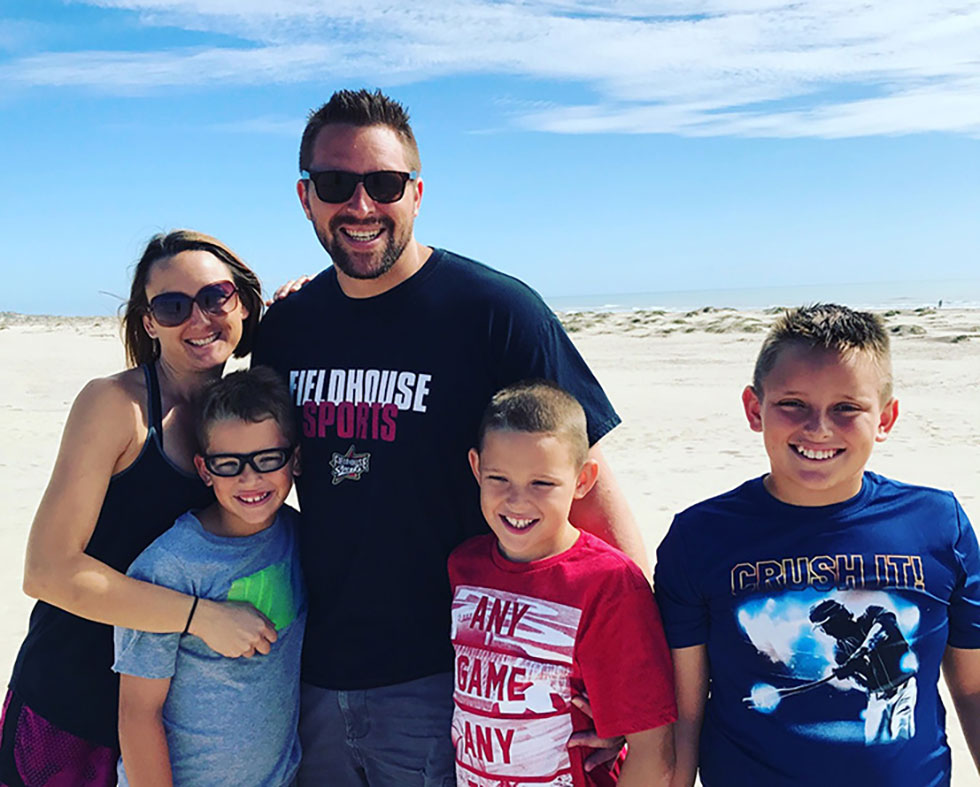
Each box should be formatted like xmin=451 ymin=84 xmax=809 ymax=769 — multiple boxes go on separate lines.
xmin=302 ymin=169 xmax=417 ymax=204
xmin=203 ymin=447 xmax=295 ymax=477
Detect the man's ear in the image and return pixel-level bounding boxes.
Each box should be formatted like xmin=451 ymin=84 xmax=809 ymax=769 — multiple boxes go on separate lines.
xmin=573 ymin=459 xmax=599 ymax=500
xmin=412 ymin=176 xmax=423 ymax=218
xmin=297 ymin=179 xmax=314 ymax=220
xmin=876 ymin=398 xmax=899 ymax=442
xmin=468 ymin=447 xmax=481 ymax=483
xmin=193 ymin=454 xmax=212 ymax=486
xmin=742 ymin=385 xmax=764 ymax=433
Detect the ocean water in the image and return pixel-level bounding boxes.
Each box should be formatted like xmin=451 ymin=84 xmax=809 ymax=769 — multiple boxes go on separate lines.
xmin=545 ymin=279 xmax=980 ymax=313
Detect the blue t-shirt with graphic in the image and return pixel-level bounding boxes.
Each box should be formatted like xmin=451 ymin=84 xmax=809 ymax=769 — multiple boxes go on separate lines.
xmin=113 ymin=507 xmax=305 ymax=787
xmin=655 ymin=473 xmax=980 ymax=787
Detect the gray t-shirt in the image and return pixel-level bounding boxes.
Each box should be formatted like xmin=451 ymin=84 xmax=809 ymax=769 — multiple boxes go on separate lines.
xmin=113 ymin=507 xmax=305 ymax=787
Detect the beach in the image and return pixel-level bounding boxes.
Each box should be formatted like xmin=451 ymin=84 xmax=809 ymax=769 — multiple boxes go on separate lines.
xmin=1 ymin=307 xmax=978 ymax=779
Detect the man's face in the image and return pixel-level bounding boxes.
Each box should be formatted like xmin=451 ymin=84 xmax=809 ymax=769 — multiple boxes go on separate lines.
xmin=298 ymin=124 xmax=422 ymax=283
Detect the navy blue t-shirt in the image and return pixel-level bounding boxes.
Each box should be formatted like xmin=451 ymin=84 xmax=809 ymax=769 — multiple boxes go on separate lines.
xmin=253 ymin=248 xmax=620 ymax=690
xmin=655 ymin=472 xmax=980 ymax=787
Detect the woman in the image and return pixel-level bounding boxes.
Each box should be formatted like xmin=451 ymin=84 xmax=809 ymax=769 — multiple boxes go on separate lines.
xmin=0 ymin=231 xmax=277 ymax=787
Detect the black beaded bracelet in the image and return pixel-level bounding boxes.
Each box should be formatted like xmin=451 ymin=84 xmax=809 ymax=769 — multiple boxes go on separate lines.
xmin=182 ymin=596 xmax=199 ymax=635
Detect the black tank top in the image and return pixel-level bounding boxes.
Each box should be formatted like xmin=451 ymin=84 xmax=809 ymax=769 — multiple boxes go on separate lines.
xmin=9 ymin=364 xmax=214 ymax=747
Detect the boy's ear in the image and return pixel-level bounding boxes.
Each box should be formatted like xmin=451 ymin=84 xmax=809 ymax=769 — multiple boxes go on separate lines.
xmin=467 ymin=448 xmax=481 ymax=483
xmin=876 ymin=398 xmax=899 ymax=442
xmin=291 ymin=445 xmax=302 ymax=477
xmin=742 ymin=385 xmax=764 ymax=433
xmin=573 ymin=458 xmax=600 ymax=500
xmin=193 ymin=454 xmax=213 ymax=486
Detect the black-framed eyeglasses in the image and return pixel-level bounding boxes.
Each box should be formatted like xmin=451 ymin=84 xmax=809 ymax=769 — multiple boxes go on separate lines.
xmin=203 ymin=446 xmax=294 ymax=477
xmin=148 ymin=281 xmax=239 ymax=328
xmin=301 ymin=169 xmax=417 ymax=204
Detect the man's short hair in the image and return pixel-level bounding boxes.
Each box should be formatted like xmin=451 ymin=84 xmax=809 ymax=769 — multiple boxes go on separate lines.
xmin=299 ymin=88 xmax=421 ymax=173
xmin=477 ymin=380 xmax=590 ymax=467
xmin=752 ymin=303 xmax=893 ymax=402
xmin=195 ymin=366 xmax=297 ymax=453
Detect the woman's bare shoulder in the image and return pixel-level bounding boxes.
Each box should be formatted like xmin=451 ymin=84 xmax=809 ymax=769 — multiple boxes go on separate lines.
xmin=71 ymin=367 xmax=147 ymax=429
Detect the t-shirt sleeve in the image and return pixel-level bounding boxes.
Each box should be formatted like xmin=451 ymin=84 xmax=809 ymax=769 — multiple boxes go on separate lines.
xmin=490 ymin=292 xmax=620 ymax=445
xmin=654 ymin=515 xmax=709 ymax=649
xmin=112 ymin=546 xmax=190 ymax=680
xmin=948 ymin=498 xmax=980 ymax=648
xmin=576 ymin=575 xmax=678 ymax=738
xmin=251 ymin=302 xmax=280 ymax=371
xmin=447 ymin=548 xmax=462 ymax=592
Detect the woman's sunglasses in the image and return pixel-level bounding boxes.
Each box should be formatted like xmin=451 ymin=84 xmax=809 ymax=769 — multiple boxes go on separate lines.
xmin=148 ymin=281 xmax=239 ymax=327
xmin=302 ymin=169 xmax=417 ymax=204
xmin=203 ymin=447 xmax=295 ymax=478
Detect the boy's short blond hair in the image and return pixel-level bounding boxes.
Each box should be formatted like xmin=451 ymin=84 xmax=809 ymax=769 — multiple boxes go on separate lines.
xmin=477 ymin=380 xmax=590 ymax=467
xmin=753 ymin=303 xmax=893 ymax=402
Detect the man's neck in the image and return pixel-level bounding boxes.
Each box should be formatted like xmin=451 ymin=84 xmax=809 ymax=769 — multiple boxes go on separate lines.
xmin=335 ymin=241 xmax=433 ymax=299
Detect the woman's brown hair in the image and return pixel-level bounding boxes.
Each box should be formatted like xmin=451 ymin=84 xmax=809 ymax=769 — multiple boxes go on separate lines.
xmin=122 ymin=230 xmax=263 ymax=368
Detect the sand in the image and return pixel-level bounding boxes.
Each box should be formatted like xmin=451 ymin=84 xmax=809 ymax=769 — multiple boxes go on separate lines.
xmin=1 ymin=306 xmax=978 ymax=779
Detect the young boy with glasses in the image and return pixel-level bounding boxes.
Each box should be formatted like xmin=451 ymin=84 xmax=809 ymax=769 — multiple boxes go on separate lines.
xmin=655 ymin=304 xmax=980 ymax=786
xmin=113 ymin=367 xmax=305 ymax=786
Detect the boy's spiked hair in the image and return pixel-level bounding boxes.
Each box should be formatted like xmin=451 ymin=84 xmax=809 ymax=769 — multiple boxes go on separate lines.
xmin=195 ymin=366 xmax=297 ymax=453
xmin=299 ymin=88 xmax=420 ymax=173
xmin=752 ymin=303 xmax=893 ymax=401
xmin=477 ymin=380 xmax=589 ymax=467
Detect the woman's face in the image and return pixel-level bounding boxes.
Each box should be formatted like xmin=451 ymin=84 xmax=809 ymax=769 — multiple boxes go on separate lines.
xmin=142 ymin=250 xmax=249 ymax=373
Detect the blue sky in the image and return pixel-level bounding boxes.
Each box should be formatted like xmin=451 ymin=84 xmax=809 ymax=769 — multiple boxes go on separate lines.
xmin=2 ymin=0 xmax=979 ymax=314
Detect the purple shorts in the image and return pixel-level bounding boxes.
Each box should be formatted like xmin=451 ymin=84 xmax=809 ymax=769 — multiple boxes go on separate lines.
xmin=0 ymin=690 xmax=117 ymax=787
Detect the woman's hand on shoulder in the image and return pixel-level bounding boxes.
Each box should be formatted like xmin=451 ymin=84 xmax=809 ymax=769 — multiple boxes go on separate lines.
xmin=189 ymin=598 xmax=278 ymax=658
xmin=23 ymin=374 xmax=141 ymax=600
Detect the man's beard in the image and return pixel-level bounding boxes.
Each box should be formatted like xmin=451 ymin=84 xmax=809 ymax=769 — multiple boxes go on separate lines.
xmin=316 ymin=215 xmax=410 ymax=280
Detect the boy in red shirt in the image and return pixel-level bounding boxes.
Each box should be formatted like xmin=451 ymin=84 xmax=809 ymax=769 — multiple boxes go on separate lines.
xmin=449 ymin=380 xmax=676 ymax=787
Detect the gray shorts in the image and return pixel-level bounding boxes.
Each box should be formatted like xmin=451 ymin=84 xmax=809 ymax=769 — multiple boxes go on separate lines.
xmin=296 ymin=672 xmax=456 ymax=787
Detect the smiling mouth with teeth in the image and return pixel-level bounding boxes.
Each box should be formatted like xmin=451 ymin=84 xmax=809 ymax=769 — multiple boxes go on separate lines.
xmin=501 ymin=515 xmax=537 ymax=531
xmin=186 ymin=333 xmax=219 ymax=347
xmin=793 ymin=445 xmax=844 ymax=461
xmin=236 ymin=491 xmax=273 ymax=505
xmin=341 ymin=227 xmax=384 ymax=242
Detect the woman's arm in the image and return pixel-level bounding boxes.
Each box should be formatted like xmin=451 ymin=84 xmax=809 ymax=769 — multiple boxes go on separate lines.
xmin=22 ymin=377 xmax=276 ymax=656
xmin=670 ymin=645 xmax=709 ymax=787
xmin=118 ymin=674 xmax=174 ymax=787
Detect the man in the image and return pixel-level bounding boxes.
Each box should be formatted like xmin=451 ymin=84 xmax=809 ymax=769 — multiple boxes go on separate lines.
xmin=253 ymin=89 xmax=647 ymax=786
xmin=809 ymin=599 xmax=918 ymax=744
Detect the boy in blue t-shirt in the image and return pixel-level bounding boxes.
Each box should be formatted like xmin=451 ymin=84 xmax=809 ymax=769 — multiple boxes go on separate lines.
xmin=655 ymin=304 xmax=980 ymax=787
xmin=113 ymin=367 xmax=305 ymax=786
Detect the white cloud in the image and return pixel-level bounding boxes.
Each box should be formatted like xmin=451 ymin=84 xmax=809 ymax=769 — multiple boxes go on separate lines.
xmin=4 ymin=0 xmax=979 ymax=138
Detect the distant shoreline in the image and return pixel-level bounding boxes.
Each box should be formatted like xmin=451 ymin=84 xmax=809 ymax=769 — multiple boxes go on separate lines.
xmin=4 ymin=307 xmax=978 ymax=344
